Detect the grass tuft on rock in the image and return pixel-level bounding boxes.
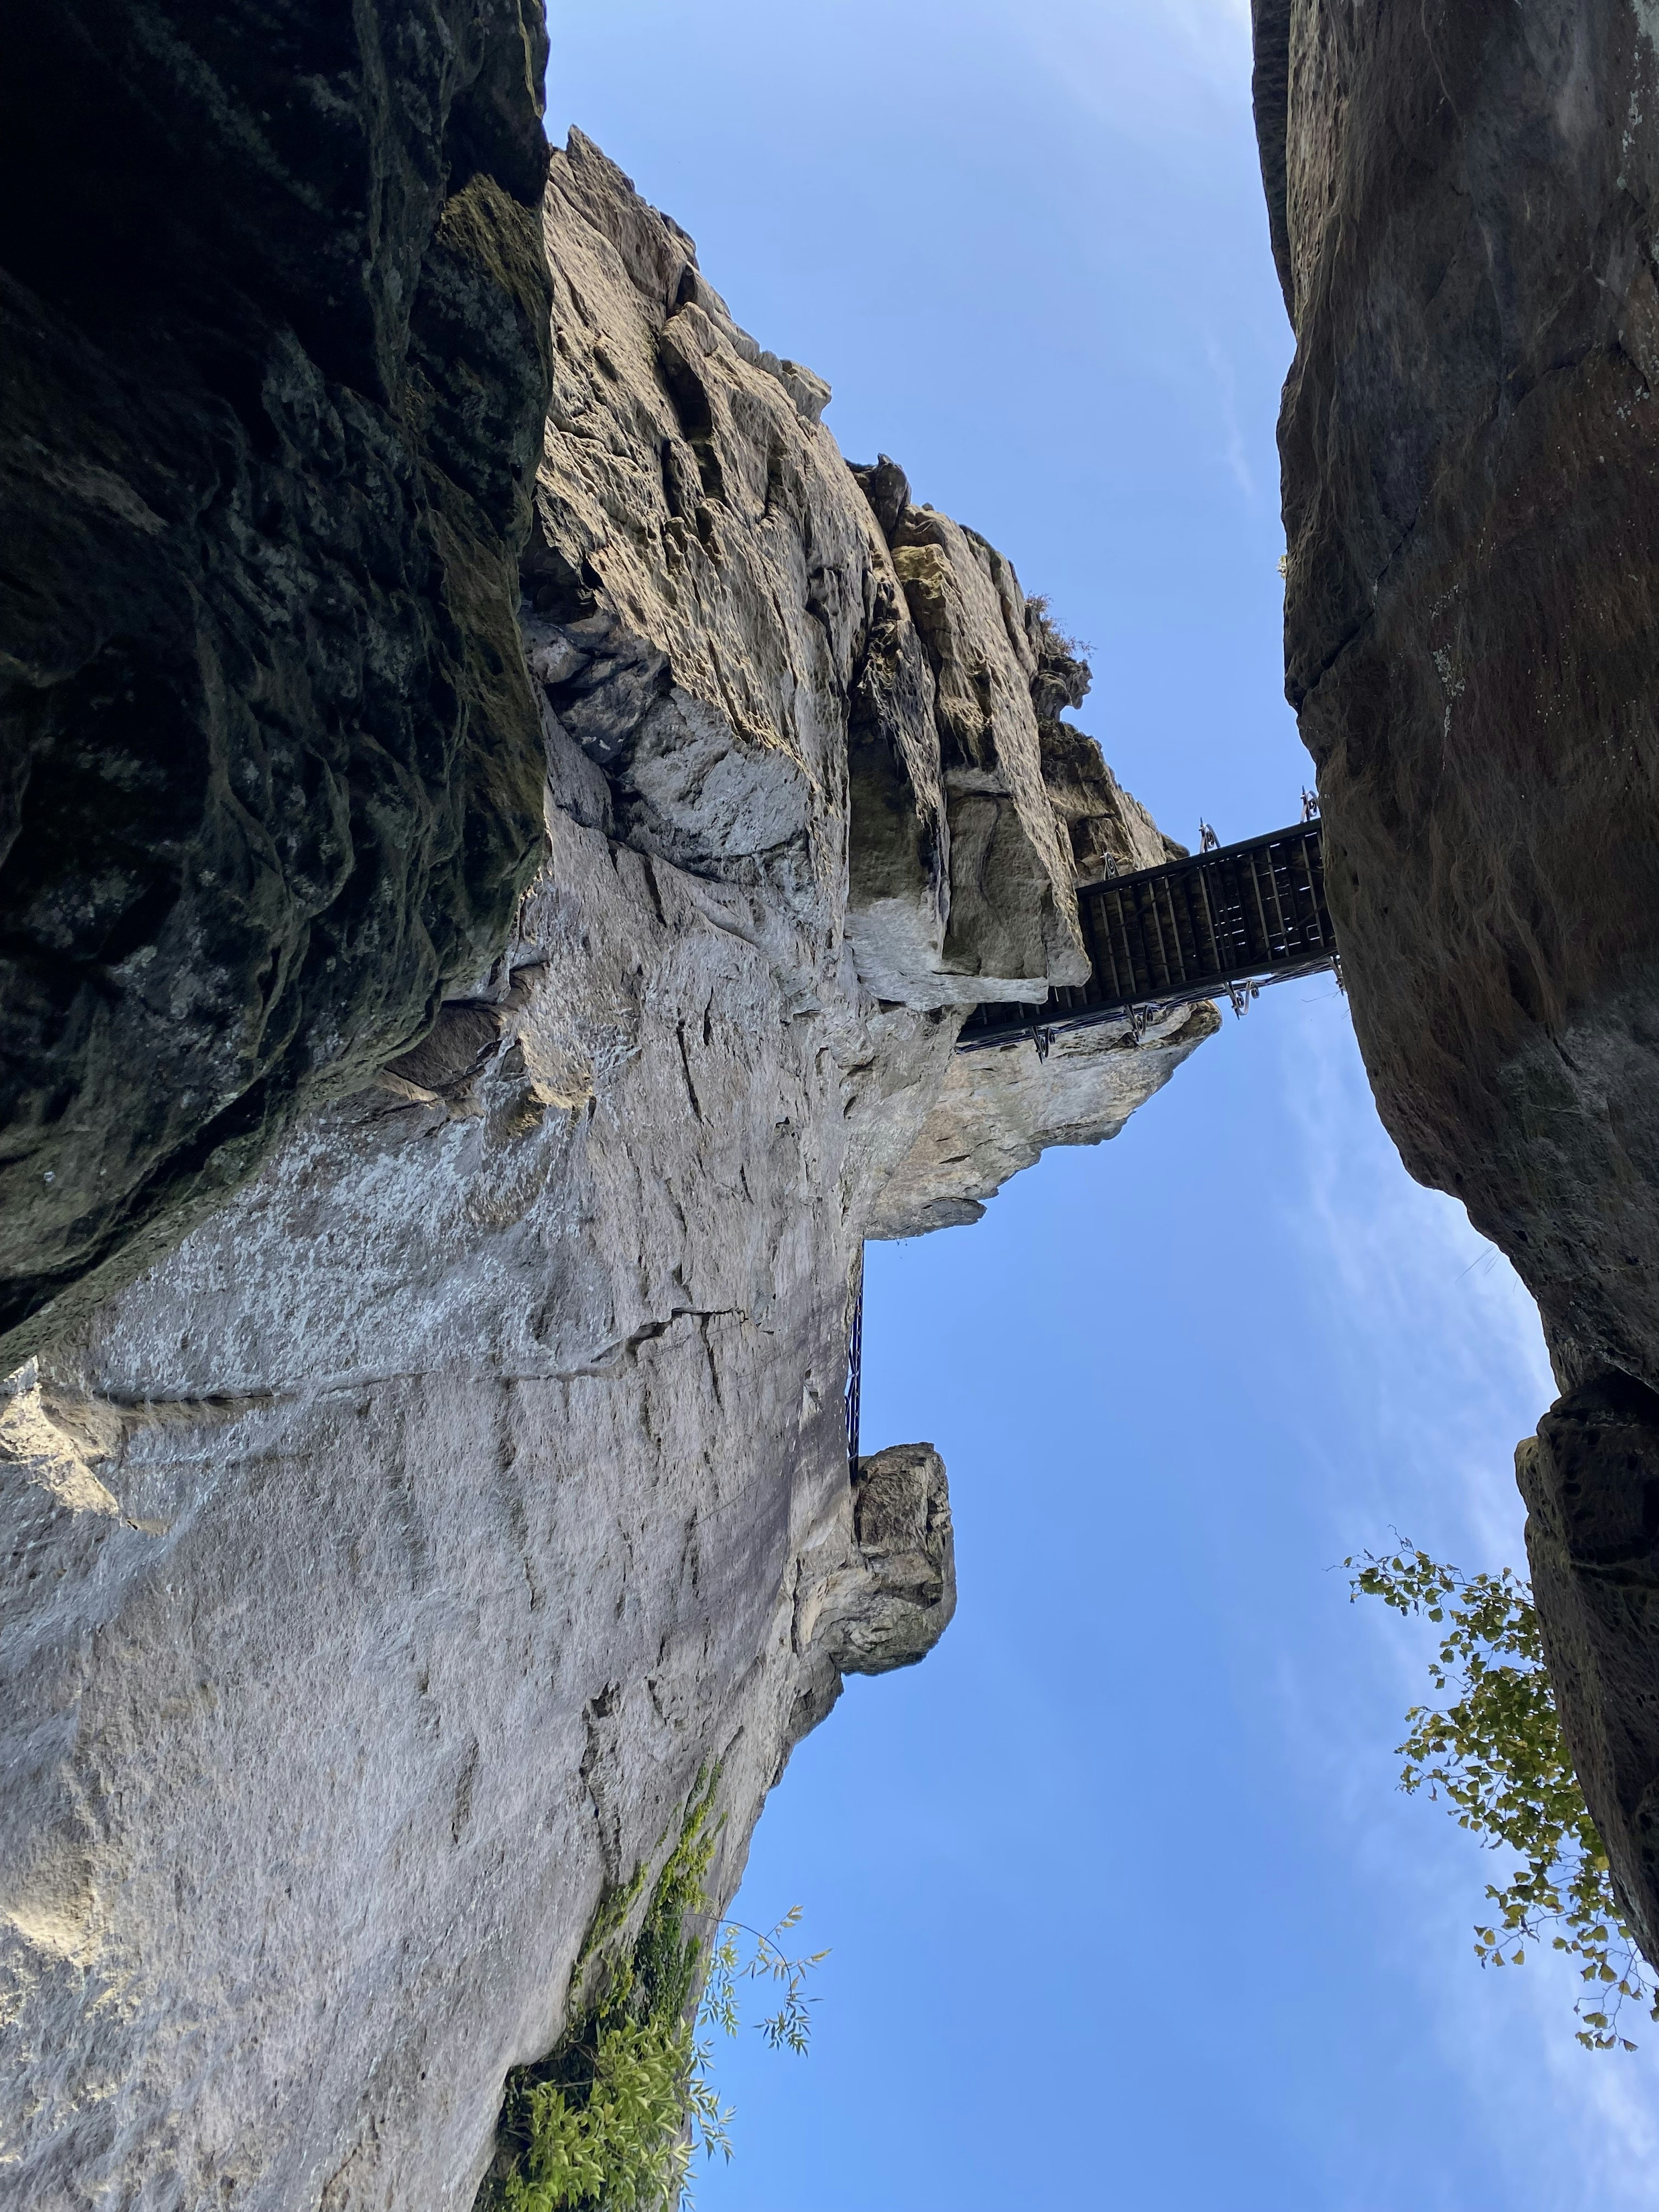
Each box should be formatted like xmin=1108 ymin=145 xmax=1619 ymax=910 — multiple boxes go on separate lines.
xmin=476 ymin=1774 xmax=729 ymax=2212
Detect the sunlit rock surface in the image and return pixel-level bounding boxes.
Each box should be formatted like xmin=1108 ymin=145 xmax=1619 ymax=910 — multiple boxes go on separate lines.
xmin=1253 ymin=0 xmax=1659 ymax=1952
xmin=871 ymin=1001 xmax=1218 ymax=1240
xmin=0 ymin=131 xmax=1209 ymax=2207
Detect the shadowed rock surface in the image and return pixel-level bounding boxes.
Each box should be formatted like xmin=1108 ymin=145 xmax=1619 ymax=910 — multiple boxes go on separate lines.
xmin=0 ymin=1 xmax=555 ymax=1368
xmin=0 ymin=130 xmax=1211 ymax=2207
xmin=1519 ymin=1374 xmax=1659 ymax=1966
xmin=1253 ymin=0 xmax=1659 ymax=1948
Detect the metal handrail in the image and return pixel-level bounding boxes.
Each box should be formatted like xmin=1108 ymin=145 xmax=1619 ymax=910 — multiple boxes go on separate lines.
xmin=844 ymin=1254 xmax=863 ymax=1477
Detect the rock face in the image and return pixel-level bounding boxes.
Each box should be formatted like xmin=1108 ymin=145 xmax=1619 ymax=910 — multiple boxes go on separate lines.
xmin=1253 ymin=0 xmax=1659 ymax=1948
xmin=0 ymin=134 xmax=1210 ymax=2207
xmin=871 ymin=1001 xmax=1215 ymax=1240
xmin=0 ymin=2 xmax=556 ymax=1369
xmin=1518 ymin=1377 xmax=1659 ymax=1966
xmin=788 ymin=1443 xmax=959 ymax=1740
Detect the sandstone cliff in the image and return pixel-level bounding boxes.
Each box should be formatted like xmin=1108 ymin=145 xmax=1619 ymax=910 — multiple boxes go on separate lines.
xmin=0 ymin=130 xmax=1211 ymax=2206
xmin=1253 ymin=0 xmax=1659 ymax=1958
xmin=0 ymin=2 xmax=555 ymax=1370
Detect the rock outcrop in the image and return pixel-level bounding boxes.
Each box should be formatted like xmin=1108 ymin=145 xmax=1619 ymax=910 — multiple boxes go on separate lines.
xmin=0 ymin=130 xmax=1210 ymax=2206
xmin=871 ymin=1001 xmax=1211 ymax=1239
xmin=1253 ymin=0 xmax=1659 ymax=1950
xmin=788 ymin=1442 xmax=959 ymax=1741
xmin=0 ymin=2 xmax=555 ymax=1369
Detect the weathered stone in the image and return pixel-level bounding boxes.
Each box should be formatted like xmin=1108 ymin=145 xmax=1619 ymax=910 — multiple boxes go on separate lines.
xmin=528 ymin=136 xmax=871 ymax=920
xmin=871 ymin=1001 xmax=1221 ymax=1240
xmin=849 ymin=454 xmax=913 ymax=545
xmin=891 ymin=509 xmax=1090 ymax=998
xmin=786 ymin=1443 xmax=957 ymax=1742
xmin=836 ymin=1444 xmax=957 ymax=1674
xmin=0 ymin=1 xmax=555 ymax=1370
xmin=1254 ymin=0 xmax=1659 ymax=1949
xmin=1025 ymin=602 xmax=1187 ymax=883
xmin=1520 ymin=1376 xmax=1659 ymax=1964
xmin=0 ymin=131 xmax=1211 ymax=2208
xmin=844 ymin=572 xmax=953 ymax=1004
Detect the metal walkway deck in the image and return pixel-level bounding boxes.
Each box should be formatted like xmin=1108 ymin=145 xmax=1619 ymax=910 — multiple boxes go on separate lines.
xmin=957 ymin=817 xmax=1338 ymax=1052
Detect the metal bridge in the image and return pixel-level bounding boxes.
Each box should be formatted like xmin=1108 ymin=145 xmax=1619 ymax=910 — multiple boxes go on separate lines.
xmin=956 ymin=814 xmax=1338 ymax=1052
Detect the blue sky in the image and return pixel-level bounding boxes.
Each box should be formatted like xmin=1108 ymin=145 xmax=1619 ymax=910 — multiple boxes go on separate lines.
xmin=547 ymin=4 xmax=1659 ymax=2203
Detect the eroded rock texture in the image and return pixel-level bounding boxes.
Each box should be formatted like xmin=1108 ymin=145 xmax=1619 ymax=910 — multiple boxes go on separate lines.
xmin=0 ymin=2 xmax=555 ymax=1368
xmin=0 ymin=135 xmax=1209 ymax=2207
xmin=1254 ymin=0 xmax=1659 ymax=1947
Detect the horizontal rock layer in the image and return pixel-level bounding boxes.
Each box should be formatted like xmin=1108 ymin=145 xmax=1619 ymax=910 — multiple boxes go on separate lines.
xmin=1254 ymin=0 xmax=1659 ymax=1946
xmin=0 ymin=130 xmax=1210 ymax=2207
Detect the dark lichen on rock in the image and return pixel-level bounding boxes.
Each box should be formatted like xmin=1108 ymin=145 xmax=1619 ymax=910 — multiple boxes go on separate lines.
xmin=0 ymin=1 xmax=556 ymax=1367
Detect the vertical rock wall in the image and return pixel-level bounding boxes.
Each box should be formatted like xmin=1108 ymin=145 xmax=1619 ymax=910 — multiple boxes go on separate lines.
xmin=1253 ymin=0 xmax=1659 ymax=1953
xmin=0 ymin=133 xmax=1212 ymax=2206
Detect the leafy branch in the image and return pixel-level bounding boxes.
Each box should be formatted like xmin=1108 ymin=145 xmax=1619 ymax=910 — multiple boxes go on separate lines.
xmin=699 ymin=1906 xmax=829 ymax=2057
xmin=1348 ymin=1542 xmax=1659 ymax=2050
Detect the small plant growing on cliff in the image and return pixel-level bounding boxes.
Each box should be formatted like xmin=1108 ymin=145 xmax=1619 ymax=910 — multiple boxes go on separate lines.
xmin=1349 ymin=1543 xmax=1659 ymax=2048
xmin=702 ymin=1903 xmax=826 ymax=2057
xmin=480 ymin=1773 xmax=825 ymax=2211
xmin=1024 ymin=591 xmax=1090 ymax=664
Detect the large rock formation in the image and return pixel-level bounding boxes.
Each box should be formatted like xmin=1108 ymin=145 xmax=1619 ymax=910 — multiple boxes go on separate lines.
xmin=0 ymin=133 xmax=1211 ymax=2206
xmin=1253 ymin=0 xmax=1659 ymax=1951
xmin=0 ymin=2 xmax=556 ymax=1369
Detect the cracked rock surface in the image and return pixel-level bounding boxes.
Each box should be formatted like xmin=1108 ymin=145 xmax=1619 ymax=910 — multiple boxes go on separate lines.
xmin=0 ymin=132 xmax=1209 ymax=2207
xmin=1253 ymin=0 xmax=1659 ymax=1952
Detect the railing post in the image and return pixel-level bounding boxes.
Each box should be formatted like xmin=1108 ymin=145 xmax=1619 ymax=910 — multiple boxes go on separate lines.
xmin=845 ymin=1248 xmax=864 ymax=1479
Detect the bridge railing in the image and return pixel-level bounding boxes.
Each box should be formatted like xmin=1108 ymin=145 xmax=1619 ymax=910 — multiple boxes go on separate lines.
xmin=957 ymin=818 xmax=1338 ymax=1052
xmin=845 ymin=1253 xmax=863 ymax=1476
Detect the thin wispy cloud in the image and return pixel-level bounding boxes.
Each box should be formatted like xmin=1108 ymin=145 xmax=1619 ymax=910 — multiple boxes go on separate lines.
xmin=1002 ymin=0 xmax=1254 ymax=136
xmin=1204 ymin=329 xmax=1256 ymax=498
xmin=1287 ymin=995 xmax=1551 ymax=1568
xmin=1280 ymin=1001 xmax=1659 ymax=2209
